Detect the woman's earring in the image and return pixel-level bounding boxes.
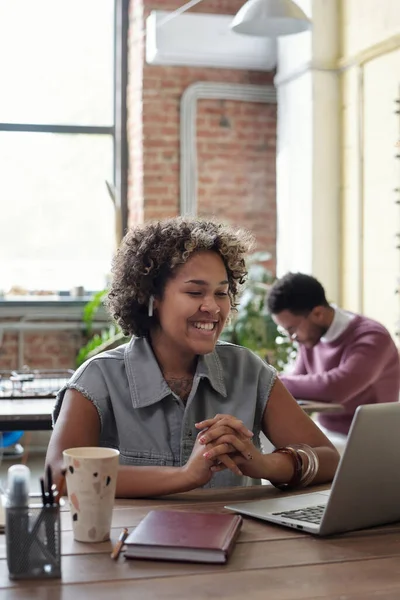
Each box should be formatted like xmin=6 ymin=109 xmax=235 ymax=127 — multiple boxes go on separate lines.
xmin=148 ymin=295 xmax=154 ymax=317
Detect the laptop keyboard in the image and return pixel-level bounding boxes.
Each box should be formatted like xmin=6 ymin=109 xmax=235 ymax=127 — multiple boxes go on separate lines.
xmin=272 ymin=504 xmax=326 ymax=524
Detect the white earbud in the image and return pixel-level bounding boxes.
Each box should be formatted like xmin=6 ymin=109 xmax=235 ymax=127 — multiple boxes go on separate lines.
xmin=148 ymin=295 xmax=154 ymax=317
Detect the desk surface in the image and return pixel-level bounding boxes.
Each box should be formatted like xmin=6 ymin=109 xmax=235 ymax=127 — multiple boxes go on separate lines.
xmin=0 ymin=398 xmax=342 ymax=431
xmin=0 ymin=399 xmax=56 ymax=430
xmin=0 ymin=485 xmax=399 ymax=599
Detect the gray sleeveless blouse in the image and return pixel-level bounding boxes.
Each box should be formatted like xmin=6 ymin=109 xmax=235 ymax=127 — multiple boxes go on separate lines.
xmin=53 ymin=338 xmax=277 ymax=488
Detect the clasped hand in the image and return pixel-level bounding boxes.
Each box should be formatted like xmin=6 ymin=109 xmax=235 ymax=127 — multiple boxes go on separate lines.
xmin=193 ymin=414 xmax=265 ymax=480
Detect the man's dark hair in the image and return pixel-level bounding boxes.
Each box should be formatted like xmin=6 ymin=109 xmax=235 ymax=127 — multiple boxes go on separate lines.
xmin=267 ymin=272 xmax=329 ymax=315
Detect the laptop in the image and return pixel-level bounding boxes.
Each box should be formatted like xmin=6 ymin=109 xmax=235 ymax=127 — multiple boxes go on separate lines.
xmin=225 ymin=402 xmax=400 ymax=536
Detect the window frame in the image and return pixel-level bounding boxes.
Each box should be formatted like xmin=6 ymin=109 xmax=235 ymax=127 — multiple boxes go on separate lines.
xmin=0 ymin=0 xmax=129 ymax=301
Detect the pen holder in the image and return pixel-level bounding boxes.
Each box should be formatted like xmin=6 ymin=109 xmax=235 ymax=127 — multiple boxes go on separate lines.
xmin=6 ymin=503 xmax=61 ymax=580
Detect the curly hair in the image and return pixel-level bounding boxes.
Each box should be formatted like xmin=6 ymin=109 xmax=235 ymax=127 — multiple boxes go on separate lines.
xmin=106 ymin=217 xmax=254 ymax=337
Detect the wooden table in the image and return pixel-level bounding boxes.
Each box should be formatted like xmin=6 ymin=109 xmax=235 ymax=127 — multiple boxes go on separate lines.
xmin=0 ymin=399 xmax=56 ymax=431
xmin=1 ymin=485 xmax=400 ymax=599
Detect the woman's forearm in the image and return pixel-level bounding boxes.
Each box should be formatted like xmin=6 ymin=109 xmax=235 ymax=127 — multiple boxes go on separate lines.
xmin=116 ymin=464 xmax=196 ymax=498
xmin=46 ymin=457 xmax=199 ymax=499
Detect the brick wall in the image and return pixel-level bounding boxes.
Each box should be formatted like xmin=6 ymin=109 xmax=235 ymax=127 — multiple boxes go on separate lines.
xmin=196 ymin=99 xmax=276 ymax=258
xmin=128 ymin=0 xmax=277 ymax=269
xmin=0 ymin=328 xmax=83 ymax=371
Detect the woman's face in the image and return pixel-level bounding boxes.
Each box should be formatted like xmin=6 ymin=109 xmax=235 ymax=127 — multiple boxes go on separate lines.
xmin=152 ymin=250 xmax=231 ymax=357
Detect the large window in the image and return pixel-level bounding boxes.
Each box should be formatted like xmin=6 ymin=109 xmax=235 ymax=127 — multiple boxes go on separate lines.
xmin=0 ymin=0 xmax=127 ymax=294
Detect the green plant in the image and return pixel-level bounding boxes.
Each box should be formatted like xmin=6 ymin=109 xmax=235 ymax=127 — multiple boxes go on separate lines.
xmin=220 ymin=252 xmax=297 ymax=371
xmin=76 ymin=290 xmax=129 ymax=367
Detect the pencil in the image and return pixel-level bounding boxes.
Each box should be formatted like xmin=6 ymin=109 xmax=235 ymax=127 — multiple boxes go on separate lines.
xmin=110 ymin=527 xmax=129 ymax=560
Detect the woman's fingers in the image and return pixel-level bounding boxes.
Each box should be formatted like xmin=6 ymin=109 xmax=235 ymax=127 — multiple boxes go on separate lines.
xmin=210 ymin=463 xmax=226 ymax=473
xmin=209 ymin=451 xmax=243 ymax=476
xmin=211 ymin=455 xmax=239 ymax=473
xmin=193 ymin=416 xmax=255 ymax=479
xmin=196 ymin=414 xmax=253 ymax=437
xmin=203 ymin=436 xmax=253 ymax=461
xmin=205 ymin=441 xmax=236 ymax=456
xmin=195 ymin=414 xmax=253 ymax=439
xmin=199 ymin=425 xmax=246 ymax=445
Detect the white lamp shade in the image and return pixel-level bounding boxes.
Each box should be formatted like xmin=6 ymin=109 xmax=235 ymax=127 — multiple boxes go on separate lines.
xmin=231 ymin=0 xmax=312 ymax=37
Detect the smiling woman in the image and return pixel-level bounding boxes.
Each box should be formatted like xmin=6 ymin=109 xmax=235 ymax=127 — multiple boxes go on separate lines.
xmin=45 ymin=217 xmax=339 ymax=498
xmin=150 ymin=252 xmax=232 ymax=365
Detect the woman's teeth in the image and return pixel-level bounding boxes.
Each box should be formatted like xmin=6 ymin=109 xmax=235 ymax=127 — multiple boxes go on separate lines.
xmin=192 ymin=322 xmax=215 ymax=331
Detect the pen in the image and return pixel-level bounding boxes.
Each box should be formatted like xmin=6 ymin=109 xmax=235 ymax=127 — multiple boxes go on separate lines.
xmin=110 ymin=527 xmax=129 ymax=560
xmin=46 ymin=465 xmax=54 ymax=505
xmin=55 ymin=469 xmax=67 ymax=505
xmin=45 ymin=467 xmax=57 ymax=559
xmin=40 ymin=477 xmax=47 ymax=506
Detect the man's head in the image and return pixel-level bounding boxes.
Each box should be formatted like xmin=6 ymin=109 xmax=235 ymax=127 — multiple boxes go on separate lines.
xmin=267 ymin=273 xmax=334 ymax=348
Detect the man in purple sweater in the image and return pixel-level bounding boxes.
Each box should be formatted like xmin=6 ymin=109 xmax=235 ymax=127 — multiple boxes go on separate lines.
xmin=267 ymin=273 xmax=400 ymax=435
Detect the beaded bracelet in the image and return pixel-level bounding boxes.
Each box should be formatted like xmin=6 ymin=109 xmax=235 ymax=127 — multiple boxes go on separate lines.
xmin=272 ymin=446 xmax=303 ymax=490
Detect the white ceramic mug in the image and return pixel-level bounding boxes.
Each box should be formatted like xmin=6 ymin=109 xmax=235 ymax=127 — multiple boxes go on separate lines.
xmin=63 ymin=447 xmax=120 ymax=543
